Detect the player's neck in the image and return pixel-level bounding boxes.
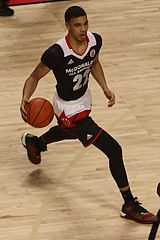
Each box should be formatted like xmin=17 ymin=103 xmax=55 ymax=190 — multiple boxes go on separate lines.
xmin=67 ymin=34 xmax=88 ymax=55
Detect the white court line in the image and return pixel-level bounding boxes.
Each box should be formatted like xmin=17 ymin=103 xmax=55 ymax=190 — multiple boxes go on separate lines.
xmin=29 ymin=148 xmax=85 ymax=240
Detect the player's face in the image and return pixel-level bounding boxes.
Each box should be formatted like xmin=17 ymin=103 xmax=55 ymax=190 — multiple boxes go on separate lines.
xmin=66 ymin=16 xmax=89 ymax=42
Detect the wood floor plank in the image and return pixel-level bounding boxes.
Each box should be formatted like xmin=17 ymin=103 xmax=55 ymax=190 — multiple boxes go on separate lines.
xmin=0 ymin=1 xmax=159 ymax=239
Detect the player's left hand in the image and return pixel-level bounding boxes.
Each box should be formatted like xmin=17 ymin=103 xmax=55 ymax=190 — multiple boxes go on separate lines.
xmin=104 ymin=90 xmax=115 ymax=107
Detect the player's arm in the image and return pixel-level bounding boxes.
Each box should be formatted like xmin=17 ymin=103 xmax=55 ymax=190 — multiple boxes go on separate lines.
xmin=20 ymin=62 xmax=51 ymax=121
xmin=91 ymin=54 xmax=115 ymax=107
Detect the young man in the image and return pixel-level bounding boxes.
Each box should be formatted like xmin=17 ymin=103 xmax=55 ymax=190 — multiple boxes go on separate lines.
xmin=0 ymin=0 xmax=14 ymax=16
xmin=20 ymin=6 xmax=158 ymax=224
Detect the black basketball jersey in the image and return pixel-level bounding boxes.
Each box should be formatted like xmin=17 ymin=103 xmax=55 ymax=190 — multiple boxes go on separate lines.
xmin=41 ymin=32 xmax=102 ymax=101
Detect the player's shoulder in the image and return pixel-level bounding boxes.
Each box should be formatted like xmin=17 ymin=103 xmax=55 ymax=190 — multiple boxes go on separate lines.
xmin=41 ymin=39 xmax=65 ymax=68
xmin=56 ymin=36 xmax=72 ymax=57
xmin=88 ymin=32 xmax=102 ymax=44
xmin=47 ymin=42 xmax=63 ymax=55
xmin=87 ymin=32 xmax=102 ymax=52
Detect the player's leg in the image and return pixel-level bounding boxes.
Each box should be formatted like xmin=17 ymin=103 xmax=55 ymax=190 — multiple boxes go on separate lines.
xmin=148 ymin=183 xmax=160 ymax=239
xmin=72 ymin=116 xmax=158 ymax=224
xmin=92 ymin=130 xmax=130 ymax=193
xmin=148 ymin=209 xmax=160 ymax=240
xmin=92 ymin=129 xmax=158 ymax=224
xmin=21 ymin=126 xmax=77 ymax=164
xmin=0 ymin=0 xmax=14 ymax=16
xmin=21 ymin=89 xmax=91 ymax=165
xmin=157 ymin=182 xmax=160 ymax=197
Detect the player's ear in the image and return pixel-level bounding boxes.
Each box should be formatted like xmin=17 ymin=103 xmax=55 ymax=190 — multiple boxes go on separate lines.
xmin=65 ymin=22 xmax=69 ymax=30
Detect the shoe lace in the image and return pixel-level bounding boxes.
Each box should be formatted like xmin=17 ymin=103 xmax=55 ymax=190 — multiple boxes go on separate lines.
xmin=132 ymin=197 xmax=148 ymax=214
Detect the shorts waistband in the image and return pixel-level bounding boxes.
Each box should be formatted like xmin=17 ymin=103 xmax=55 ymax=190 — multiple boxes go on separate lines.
xmin=54 ymin=89 xmax=91 ymax=105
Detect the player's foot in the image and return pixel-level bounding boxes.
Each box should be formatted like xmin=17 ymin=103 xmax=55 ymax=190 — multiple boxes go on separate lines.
xmin=21 ymin=133 xmax=47 ymax=165
xmin=0 ymin=3 xmax=14 ymax=16
xmin=120 ymin=197 xmax=158 ymax=224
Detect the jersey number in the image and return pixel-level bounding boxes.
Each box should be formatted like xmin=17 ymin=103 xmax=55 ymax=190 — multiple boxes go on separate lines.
xmin=73 ymin=69 xmax=90 ymax=91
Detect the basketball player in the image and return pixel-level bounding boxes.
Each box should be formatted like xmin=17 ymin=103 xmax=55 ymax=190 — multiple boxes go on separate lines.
xmin=20 ymin=6 xmax=158 ymax=224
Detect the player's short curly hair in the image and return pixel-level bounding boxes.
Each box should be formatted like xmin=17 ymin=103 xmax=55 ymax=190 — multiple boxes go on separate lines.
xmin=65 ymin=6 xmax=87 ymax=22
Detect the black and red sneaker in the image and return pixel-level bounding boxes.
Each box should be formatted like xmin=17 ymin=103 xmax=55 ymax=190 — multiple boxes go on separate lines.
xmin=0 ymin=3 xmax=14 ymax=16
xmin=120 ymin=197 xmax=158 ymax=224
xmin=21 ymin=133 xmax=47 ymax=165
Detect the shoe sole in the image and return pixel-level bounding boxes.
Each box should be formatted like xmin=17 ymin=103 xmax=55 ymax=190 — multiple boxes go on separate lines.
xmin=120 ymin=211 xmax=127 ymax=218
xmin=120 ymin=211 xmax=157 ymax=224
xmin=21 ymin=132 xmax=28 ymax=148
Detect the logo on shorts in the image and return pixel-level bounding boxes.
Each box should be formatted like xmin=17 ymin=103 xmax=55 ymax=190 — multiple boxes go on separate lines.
xmin=87 ymin=133 xmax=93 ymax=141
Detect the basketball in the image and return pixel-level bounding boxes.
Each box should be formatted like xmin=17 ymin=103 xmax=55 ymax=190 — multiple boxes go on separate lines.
xmin=25 ymin=97 xmax=54 ymax=128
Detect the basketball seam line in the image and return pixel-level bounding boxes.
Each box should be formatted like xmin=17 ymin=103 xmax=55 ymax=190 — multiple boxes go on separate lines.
xmin=31 ymin=100 xmax=47 ymax=126
xmin=36 ymin=111 xmax=53 ymax=127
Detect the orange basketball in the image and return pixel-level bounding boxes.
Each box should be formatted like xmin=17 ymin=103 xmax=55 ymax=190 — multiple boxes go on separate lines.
xmin=25 ymin=97 xmax=54 ymax=128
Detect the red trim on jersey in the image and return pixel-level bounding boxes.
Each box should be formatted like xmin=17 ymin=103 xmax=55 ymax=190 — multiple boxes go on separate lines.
xmin=85 ymin=128 xmax=103 ymax=147
xmin=65 ymin=34 xmax=89 ymax=56
xmin=65 ymin=35 xmax=72 ymax=49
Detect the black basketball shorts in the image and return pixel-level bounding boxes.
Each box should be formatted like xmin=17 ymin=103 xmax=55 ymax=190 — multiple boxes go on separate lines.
xmin=59 ymin=116 xmax=102 ymax=147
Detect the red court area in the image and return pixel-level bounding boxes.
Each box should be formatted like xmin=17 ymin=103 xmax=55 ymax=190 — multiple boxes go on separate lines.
xmin=9 ymin=0 xmax=64 ymax=6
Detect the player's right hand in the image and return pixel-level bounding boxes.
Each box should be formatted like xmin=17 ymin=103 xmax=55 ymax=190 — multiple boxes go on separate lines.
xmin=20 ymin=99 xmax=29 ymax=122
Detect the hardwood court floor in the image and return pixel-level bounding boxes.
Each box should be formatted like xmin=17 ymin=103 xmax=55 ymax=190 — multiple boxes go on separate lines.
xmin=0 ymin=0 xmax=160 ymax=239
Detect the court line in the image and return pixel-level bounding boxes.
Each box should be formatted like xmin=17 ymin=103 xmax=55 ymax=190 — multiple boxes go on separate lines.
xmin=29 ymin=148 xmax=85 ymax=240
